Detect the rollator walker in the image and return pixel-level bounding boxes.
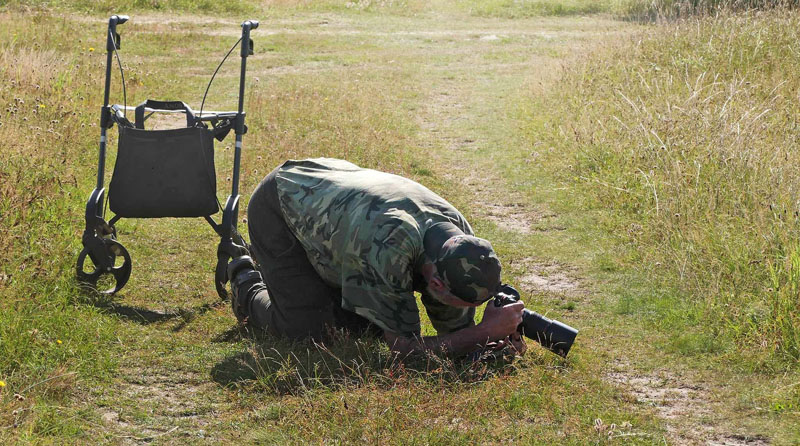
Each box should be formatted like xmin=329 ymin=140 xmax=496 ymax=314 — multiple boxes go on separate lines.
xmin=76 ymin=15 xmax=258 ymax=300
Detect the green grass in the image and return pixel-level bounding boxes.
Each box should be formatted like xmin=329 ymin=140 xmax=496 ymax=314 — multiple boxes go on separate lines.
xmin=6 ymin=0 xmax=792 ymax=20
xmin=507 ymin=12 xmax=800 ymax=443
xmin=2 ymin=1 xmax=800 ymax=444
xmin=0 ymin=0 xmax=430 ymax=15
xmin=459 ymin=0 xmax=627 ymax=18
xmin=0 ymin=0 xmax=637 ymax=17
xmin=524 ymin=9 xmax=800 ymax=370
xmin=0 ymin=5 xmax=661 ymax=444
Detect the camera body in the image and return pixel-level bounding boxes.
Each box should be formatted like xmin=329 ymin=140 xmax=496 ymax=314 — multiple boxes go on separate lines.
xmin=494 ymin=284 xmax=578 ymax=358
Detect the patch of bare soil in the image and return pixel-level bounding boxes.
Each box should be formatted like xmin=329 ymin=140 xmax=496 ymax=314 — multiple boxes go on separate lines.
xmin=481 ymin=202 xmax=540 ymax=234
xmin=707 ymin=435 xmax=771 ymax=446
xmin=96 ymin=368 xmax=222 ymax=444
xmin=606 ymin=371 xmax=708 ymax=420
xmin=606 ymin=361 xmax=770 ymax=446
xmin=445 ymin=169 xmax=562 ymax=235
xmin=456 ymin=173 xmax=560 ymax=234
xmin=516 ymin=261 xmax=580 ymax=294
xmin=144 ymin=113 xmax=192 ymax=130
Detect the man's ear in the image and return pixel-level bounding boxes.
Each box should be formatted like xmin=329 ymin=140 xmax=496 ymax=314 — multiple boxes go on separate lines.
xmin=429 ymin=275 xmax=447 ymax=293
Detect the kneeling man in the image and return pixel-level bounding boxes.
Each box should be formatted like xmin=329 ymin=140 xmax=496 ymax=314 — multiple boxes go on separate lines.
xmin=227 ymin=158 xmax=525 ymax=356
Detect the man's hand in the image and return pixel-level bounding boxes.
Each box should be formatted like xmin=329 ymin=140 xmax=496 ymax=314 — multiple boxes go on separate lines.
xmin=488 ymin=332 xmax=527 ymax=356
xmin=478 ymin=298 xmax=525 ymax=342
xmin=382 ymin=299 xmax=525 ymax=357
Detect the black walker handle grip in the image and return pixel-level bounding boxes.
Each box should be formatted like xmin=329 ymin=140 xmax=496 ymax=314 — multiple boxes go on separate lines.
xmin=107 ymin=15 xmax=129 ymax=52
xmin=240 ymin=20 xmax=258 ymax=57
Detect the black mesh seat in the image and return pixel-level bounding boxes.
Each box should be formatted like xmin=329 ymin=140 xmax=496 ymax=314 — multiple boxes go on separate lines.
xmin=109 ymin=126 xmax=218 ymax=218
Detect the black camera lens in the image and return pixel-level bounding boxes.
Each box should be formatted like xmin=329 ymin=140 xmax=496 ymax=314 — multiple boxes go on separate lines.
xmin=519 ymin=310 xmax=578 ymax=358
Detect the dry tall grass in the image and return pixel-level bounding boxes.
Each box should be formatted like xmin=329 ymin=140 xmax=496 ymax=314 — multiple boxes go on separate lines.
xmin=0 ymin=40 xmax=95 ymax=276
xmin=628 ymin=0 xmax=799 ymax=19
xmin=533 ymin=10 xmax=800 ymax=366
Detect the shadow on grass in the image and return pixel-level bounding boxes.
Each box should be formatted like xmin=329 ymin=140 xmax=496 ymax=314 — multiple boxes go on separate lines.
xmin=210 ymin=329 xmax=522 ymax=396
xmin=212 ymin=325 xmax=248 ymax=343
xmin=75 ymin=286 xmax=222 ymax=329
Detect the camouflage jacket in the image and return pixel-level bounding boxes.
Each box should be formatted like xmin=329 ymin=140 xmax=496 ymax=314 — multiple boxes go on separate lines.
xmin=275 ymin=158 xmax=476 ymax=337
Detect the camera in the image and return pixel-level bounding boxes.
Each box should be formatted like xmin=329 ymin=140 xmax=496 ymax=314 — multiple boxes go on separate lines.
xmin=494 ymin=284 xmax=578 ymax=358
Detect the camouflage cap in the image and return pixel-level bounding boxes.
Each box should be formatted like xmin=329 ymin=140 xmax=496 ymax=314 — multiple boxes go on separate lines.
xmin=423 ymin=222 xmax=502 ymax=303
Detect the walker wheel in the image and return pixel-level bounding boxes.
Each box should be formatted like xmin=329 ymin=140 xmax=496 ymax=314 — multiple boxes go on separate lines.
xmin=76 ymin=238 xmax=132 ymax=294
xmin=214 ymin=231 xmax=249 ymax=302
xmin=215 ymin=249 xmax=231 ymax=302
xmin=215 ymin=270 xmax=230 ymax=302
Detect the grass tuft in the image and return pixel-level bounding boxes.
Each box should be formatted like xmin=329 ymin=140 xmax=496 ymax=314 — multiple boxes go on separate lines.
xmin=212 ymin=330 xmax=525 ymax=396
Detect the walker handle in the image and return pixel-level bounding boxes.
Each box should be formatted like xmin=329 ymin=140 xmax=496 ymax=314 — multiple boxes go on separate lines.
xmin=240 ymin=20 xmax=258 ymax=57
xmin=107 ymin=15 xmax=129 ymax=51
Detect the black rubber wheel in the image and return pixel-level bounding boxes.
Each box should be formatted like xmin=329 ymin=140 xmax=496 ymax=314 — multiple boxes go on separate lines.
xmin=76 ymin=238 xmax=132 ymax=294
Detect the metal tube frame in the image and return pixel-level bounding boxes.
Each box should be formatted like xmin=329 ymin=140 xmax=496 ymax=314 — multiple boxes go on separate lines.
xmin=215 ymin=19 xmax=259 ymax=300
xmin=76 ymin=15 xmax=131 ymax=295
xmin=218 ymin=20 xmax=258 ymax=242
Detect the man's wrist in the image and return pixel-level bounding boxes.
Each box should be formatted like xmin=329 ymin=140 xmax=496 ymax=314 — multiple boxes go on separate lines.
xmin=434 ymin=323 xmax=492 ymax=356
xmin=475 ymin=319 xmax=506 ymax=343
xmin=466 ymin=322 xmax=491 ymax=345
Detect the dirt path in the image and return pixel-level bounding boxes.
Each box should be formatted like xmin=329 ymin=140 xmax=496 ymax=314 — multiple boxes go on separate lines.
xmin=419 ymin=77 xmax=585 ymax=296
xmin=412 ymin=18 xmax=771 ymax=446
xmin=96 ymin=368 xmax=222 ymax=444
xmin=606 ymin=362 xmax=770 ymax=446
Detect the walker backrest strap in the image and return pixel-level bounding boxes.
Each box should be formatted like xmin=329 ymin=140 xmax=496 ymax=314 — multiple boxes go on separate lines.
xmin=134 ymin=100 xmax=197 ymax=129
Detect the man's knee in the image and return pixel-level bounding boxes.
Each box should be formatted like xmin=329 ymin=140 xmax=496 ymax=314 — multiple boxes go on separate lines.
xmin=239 ymin=285 xmax=337 ymax=340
